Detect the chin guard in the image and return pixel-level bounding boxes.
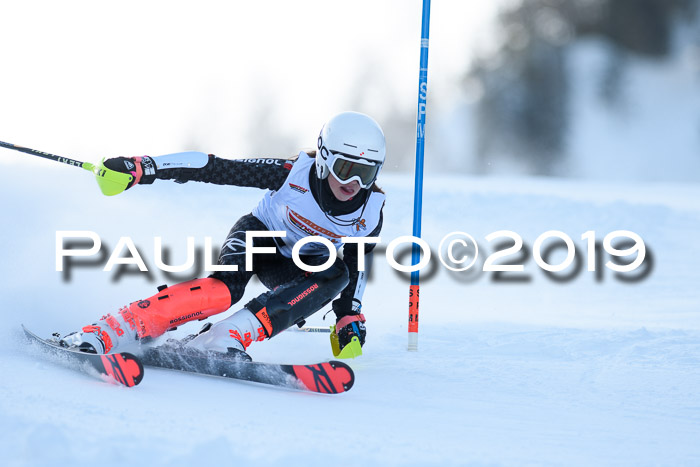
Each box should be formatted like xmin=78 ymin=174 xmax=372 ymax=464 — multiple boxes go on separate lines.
xmin=330 ymin=325 xmax=362 ymax=359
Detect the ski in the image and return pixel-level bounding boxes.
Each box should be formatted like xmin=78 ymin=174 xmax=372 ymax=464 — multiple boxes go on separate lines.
xmin=22 ymin=326 xmax=353 ymax=393
xmin=22 ymin=325 xmax=144 ymax=387
xmin=139 ymin=346 xmax=354 ymax=394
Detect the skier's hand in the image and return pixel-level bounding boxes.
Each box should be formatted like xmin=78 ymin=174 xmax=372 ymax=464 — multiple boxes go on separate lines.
xmin=102 ymin=156 xmax=157 ymax=190
xmin=333 ymin=298 xmax=366 ymax=349
xmin=336 ymin=316 xmax=366 ymax=349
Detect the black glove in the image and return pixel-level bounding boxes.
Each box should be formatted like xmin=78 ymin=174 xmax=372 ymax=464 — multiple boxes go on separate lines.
xmin=102 ymin=156 xmax=157 ymax=189
xmin=332 ymin=298 xmax=366 ymax=349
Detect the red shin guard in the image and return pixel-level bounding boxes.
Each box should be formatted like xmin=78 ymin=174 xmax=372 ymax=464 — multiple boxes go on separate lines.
xmin=124 ymin=278 xmax=232 ymax=339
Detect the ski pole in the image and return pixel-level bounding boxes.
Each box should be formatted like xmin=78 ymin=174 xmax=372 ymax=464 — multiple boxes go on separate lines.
xmin=0 ymin=140 xmax=133 ymax=196
xmin=408 ymin=0 xmax=431 ymax=352
xmin=288 ymin=326 xmax=332 ymax=333
xmin=0 ymin=140 xmax=97 ymax=171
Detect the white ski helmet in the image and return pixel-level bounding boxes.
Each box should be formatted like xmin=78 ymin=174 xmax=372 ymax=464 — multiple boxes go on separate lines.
xmin=316 ymin=111 xmax=386 ymax=189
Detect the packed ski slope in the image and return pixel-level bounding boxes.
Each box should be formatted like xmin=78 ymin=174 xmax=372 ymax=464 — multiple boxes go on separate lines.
xmin=1 ymin=166 xmax=699 ymax=465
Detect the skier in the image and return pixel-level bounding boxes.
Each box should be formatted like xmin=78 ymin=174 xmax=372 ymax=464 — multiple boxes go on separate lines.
xmin=59 ymin=111 xmax=386 ymax=360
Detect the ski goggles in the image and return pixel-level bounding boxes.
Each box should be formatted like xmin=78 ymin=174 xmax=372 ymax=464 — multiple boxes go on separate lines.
xmin=328 ymin=152 xmax=381 ymax=189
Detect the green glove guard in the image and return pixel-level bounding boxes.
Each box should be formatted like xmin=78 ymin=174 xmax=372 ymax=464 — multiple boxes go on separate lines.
xmin=87 ymin=158 xmax=134 ymax=196
xmin=330 ymin=325 xmax=363 ymax=359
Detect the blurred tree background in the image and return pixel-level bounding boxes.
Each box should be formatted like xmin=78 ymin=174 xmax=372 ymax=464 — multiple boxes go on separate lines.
xmin=460 ymin=0 xmax=700 ymax=178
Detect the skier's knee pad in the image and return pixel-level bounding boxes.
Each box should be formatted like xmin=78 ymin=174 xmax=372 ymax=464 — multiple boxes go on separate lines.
xmin=246 ymin=259 xmax=349 ymax=338
xmin=125 ymin=277 xmax=232 ymax=339
xmin=67 ymin=278 xmax=232 ymax=354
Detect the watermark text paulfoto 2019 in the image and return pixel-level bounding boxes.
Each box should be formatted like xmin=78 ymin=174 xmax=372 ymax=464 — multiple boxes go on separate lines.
xmin=55 ymin=230 xmax=653 ymax=284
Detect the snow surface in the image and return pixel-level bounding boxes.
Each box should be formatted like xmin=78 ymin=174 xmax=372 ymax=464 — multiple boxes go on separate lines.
xmin=1 ymin=167 xmax=699 ymax=466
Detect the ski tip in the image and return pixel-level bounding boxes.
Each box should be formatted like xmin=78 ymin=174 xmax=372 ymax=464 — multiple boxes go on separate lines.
xmin=22 ymin=325 xmax=145 ymax=388
xmin=293 ymin=360 xmax=355 ymax=394
xmin=21 ymin=324 xmax=48 ymax=344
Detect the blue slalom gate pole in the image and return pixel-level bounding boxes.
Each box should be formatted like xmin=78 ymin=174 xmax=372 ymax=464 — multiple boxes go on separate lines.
xmin=408 ymin=0 xmax=431 ymax=351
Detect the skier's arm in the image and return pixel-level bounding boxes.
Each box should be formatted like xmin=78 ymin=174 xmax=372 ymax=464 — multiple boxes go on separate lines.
xmin=153 ymin=152 xmax=293 ymax=189
xmin=103 ymin=152 xmax=293 ymax=191
xmin=332 ymin=211 xmax=383 ymax=348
